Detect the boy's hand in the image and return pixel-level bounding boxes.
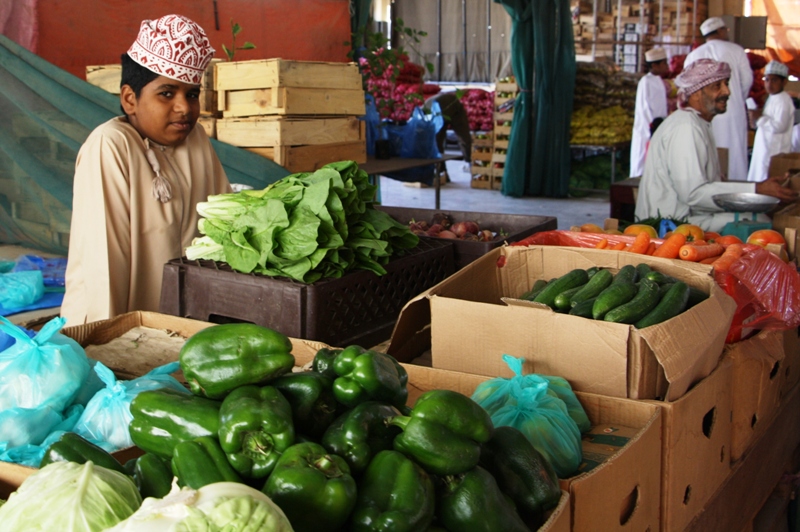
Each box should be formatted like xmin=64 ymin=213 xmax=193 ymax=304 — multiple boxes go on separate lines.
xmin=756 ymin=174 xmax=799 ymax=203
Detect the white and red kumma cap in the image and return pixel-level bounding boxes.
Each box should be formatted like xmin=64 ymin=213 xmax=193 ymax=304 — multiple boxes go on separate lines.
xmin=127 ymin=14 xmax=215 ymax=85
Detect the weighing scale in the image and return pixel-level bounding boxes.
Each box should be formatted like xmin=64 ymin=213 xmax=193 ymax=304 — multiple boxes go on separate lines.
xmin=712 ymin=192 xmax=780 ymax=241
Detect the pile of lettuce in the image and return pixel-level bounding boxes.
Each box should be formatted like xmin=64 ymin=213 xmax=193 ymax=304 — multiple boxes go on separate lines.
xmin=186 ymin=161 xmax=419 ymax=283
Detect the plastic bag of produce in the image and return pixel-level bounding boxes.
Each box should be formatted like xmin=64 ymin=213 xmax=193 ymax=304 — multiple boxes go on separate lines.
xmin=72 ymin=361 xmax=188 ymax=452
xmin=0 ymin=316 xmax=90 ymax=412
xmin=0 ymin=461 xmax=141 ymax=531
xmin=472 ymin=355 xmax=585 ymax=478
xmin=0 ymin=405 xmax=84 ymax=466
xmin=0 ymin=270 xmax=44 ymax=311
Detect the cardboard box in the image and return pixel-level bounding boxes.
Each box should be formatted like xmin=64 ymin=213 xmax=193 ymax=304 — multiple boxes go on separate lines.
xmin=403 ymin=363 xmax=661 ymax=531
xmin=389 ymin=245 xmax=736 ymax=400
xmin=782 ymin=328 xmax=800 ymax=397
xmin=724 ymin=330 xmax=786 ymax=462
xmin=649 ymin=358 xmax=733 ymax=532
xmin=767 ymin=152 xmax=800 ymax=179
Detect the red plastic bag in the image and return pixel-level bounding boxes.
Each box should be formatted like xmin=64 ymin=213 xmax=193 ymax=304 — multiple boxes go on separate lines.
xmin=715 ymin=246 xmax=800 ymax=342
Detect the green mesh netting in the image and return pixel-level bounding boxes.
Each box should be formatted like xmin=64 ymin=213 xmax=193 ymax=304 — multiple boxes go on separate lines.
xmin=496 ymin=0 xmax=576 ymax=198
xmin=0 ymin=34 xmax=290 ymax=255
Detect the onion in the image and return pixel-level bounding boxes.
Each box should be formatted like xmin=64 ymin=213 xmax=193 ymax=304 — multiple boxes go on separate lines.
xmin=438 ymin=230 xmax=458 ymax=239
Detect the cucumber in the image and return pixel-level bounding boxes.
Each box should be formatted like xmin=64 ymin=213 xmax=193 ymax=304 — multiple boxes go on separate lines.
xmin=533 ymin=269 xmax=590 ymax=309
xmin=586 ymin=266 xmax=600 ymax=279
xmin=645 ymin=270 xmax=679 ymax=285
xmin=604 ymin=279 xmax=661 ymax=324
xmin=569 ymin=298 xmax=596 ymax=318
xmin=520 ymin=279 xmax=549 ymax=300
xmin=569 ymin=269 xmax=613 ymax=307
xmin=592 ymin=282 xmax=638 ymax=320
xmin=612 ymin=264 xmax=638 ymax=285
xmin=635 ymin=263 xmax=652 ymax=281
xmin=635 ymin=281 xmax=691 ymax=329
xmin=686 ymin=286 xmax=709 ymax=308
xmin=657 ymin=282 xmax=676 ymax=299
xmin=554 ymin=285 xmax=587 ymax=311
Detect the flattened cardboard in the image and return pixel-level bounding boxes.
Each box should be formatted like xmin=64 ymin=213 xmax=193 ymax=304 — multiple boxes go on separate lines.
xmin=648 ymin=358 xmax=733 ymax=532
xmin=403 ymin=363 xmax=662 ymax=532
xmin=391 ymin=245 xmax=736 ymax=400
xmin=725 ymin=330 xmax=787 ymax=462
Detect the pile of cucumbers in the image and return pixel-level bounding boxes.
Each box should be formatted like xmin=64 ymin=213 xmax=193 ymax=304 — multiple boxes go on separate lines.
xmin=519 ymin=263 xmax=708 ymax=329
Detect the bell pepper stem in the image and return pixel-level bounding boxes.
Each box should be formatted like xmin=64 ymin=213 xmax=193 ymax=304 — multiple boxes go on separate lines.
xmin=314 ymin=455 xmax=346 ymax=479
xmin=389 ymin=415 xmax=410 ymax=430
xmin=243 ymin=431 xmax=274 ymax=456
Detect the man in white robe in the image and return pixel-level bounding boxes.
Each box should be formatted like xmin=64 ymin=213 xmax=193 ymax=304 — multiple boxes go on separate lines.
xmin=684 ymin=17 xmax=753 ymax=182
xmin=630 ymin=48 xmax=670 ymax=178
xmin=635 ymin=59 xmax=796 ymax=232
xmin=62 ymin=15 xmax=231 ymax=325
xmin=747 ymin=61 xmax=795 ymax=182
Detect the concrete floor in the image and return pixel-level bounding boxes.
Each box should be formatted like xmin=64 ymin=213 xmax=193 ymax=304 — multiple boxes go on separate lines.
xmin=378 ymin=157 xmax=612 ymax=230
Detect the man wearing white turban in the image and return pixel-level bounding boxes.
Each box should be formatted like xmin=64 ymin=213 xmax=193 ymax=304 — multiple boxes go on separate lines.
xmin=629 ymin=47 xmax=670 ymax=178
xmin=635 ymin=59 xmax=797 ymax=232
xmin=747 ymin=61 xmax=795 ymax=183
xmin=683 ymin=17 xmax=753 ymax=182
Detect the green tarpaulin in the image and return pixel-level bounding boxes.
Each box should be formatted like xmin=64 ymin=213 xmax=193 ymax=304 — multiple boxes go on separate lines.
xmin=0 ymin=34 xmax=290 ymax=255
xmin=496 ymin=0 xmax=575 ymax=198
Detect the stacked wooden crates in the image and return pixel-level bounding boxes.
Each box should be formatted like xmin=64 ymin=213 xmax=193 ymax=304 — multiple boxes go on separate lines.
xmin=470 ymin=132 xmax=493 ymax=189
xmin=213 ymin=59 xmax=367 ymax=173
xmin=491 ymin=78 xmax=517 ymax=191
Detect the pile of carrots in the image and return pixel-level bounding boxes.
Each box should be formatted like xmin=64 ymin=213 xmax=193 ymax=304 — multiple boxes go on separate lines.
xmin=594 ymin=231 xmax=749 ymax=271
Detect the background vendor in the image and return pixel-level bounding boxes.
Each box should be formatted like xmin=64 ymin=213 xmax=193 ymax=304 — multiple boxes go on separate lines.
xmin=61 ymin=14 xmax=232 ymax=326
xmin=629 ymin=47 xmax=670 ymax=178
xmin=747 ymin=61 xmax=795 ymax=183
xmin=635 ymin=58 xmax=797 ymax=232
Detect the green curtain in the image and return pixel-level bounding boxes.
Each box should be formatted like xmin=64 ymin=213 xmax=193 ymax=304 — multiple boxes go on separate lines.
xmin=0 ymin=34 xmax=289 ymax=254
xmin=350 ymin=0 xmax=372 ymax=35
xmin=495 ymin=0 xmax=575 ymax=198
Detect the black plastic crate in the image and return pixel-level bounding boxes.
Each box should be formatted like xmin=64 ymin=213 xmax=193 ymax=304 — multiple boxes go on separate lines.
xmin=376 ymin=206 xmax=557 ymax=270
xmin=159 ymin=239 xmax=454 ymax=349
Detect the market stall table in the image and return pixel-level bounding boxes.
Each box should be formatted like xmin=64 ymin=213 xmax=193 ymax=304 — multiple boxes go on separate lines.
xmin=360 ymin=154 xmax=462 ymax=209
xmin=571 ymin=141 xmax=631 ymax=186
xmin=609 ymin=177 xmax=640 ymax=222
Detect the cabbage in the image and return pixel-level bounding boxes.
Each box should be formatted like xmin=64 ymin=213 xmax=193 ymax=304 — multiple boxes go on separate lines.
xmin=0 ymin=461 xmax=141 ymax=531
xmin=107 ymin=482 xmax=294 ymax=532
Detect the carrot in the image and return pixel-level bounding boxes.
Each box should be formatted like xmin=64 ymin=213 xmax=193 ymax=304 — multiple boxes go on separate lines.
xmin=629 ymin=232 xmax=651 ymax=254
xmin=612 ymin=241 xmax=627 ymax=251
xmin=699 ymin=256 xmax=721 ymax=264
xmin=645 ymin=242 xmax=657 ymax=255
xmin=595 ymin=238 xmax=609 ymax=249
xmin=710 ymin=243 xmax=744 ymax=271
xmin=678 ymin=242 xmax=725 ymax=261
xmin=652 ymin=232 xmax=687 ymax=259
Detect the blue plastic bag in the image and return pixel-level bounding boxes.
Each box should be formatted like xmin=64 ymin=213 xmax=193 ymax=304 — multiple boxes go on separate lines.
xmin=0 ymin=316 xmax=91 ymax=411
xmin=471 ymin=355 xmax=585 ymax=478
xmin=12 ymin=255 xmax=68 ymax=288
xmin=0 ymin=270 xmax=44 ymax=311
xmin=0 ymin=325 xmax=36 ymax=353
xmin=398 ymin=104 xmax=444 ymax=159
xmin=72 ymin=361 xmax=188 ymax=451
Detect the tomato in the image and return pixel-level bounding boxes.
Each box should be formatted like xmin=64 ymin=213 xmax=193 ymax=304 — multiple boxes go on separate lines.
xmin=580 ymin=223 xmax=605 ymax=234
xmin=674 ymin=224 xmax=705 ymax=242
xmin=746 ymin=229 xmax=786 ymax=247
xmin=714 ymin=235 xmax=744 ymax=247
xmin=704 ymin=231 xmax=722 ymax=242
xmin=623 ymin=224 xmax=658 ymax=239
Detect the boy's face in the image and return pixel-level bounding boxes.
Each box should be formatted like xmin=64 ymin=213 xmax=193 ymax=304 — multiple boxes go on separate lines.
xmin=120 ymin=75 xmax=200 ymax=147
xmin=763 ymin=74 xmax=788 ymax=96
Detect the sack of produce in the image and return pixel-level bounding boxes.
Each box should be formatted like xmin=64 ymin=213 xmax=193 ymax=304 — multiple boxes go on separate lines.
xmin=0 ymin=270 xmax=44 ymax=311
xmin=472 ymin=355 xmax=585 ymax=477
xmin=71 ymin=361 xmax=188 ymax=452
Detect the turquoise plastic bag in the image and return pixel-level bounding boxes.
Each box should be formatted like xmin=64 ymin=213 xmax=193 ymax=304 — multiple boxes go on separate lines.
xmin=0 ymin=270 xmax=44 ymax=311
xmin=472 ymin=355 xmax=585 ymax=478
xmin=72 ymin=361 xmax=188 ymax=451
xmin=0 ymin=316 xmax=90 ymax=411
xmin=0 ymin=406 xmax=84 ymax=466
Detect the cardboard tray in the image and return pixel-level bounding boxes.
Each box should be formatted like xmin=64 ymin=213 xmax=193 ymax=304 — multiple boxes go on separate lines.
xmin=159 ymin=238 xmax=454 ymax=351
xmin=376 ymin=206 xmax=557 ymax=270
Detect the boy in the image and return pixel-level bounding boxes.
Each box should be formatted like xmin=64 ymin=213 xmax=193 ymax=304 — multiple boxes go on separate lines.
xmin=62 ymin=14 xmax=231 ymax=325
xmin=747 ymin=61 xmax=795 ymax=182
xmin=630 ymin=47 xmax=670 ymax=178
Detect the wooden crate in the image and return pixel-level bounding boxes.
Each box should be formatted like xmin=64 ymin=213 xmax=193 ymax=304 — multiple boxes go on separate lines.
xmin=216 ymin=116 xmax=364 ymax=147
xmin=214 ymin=58 xmax=362 ymax=92
xmin=217 ymin=86 xmax=366 ymax=117
xmin=86 ymin=64 xmax=121 ymax=94
xmin=470 ymin=175 xmax=493 ymax=189
xmin=197 ymin=116 xmax=216 ymax=139
xmin=246 ymin=140 xmax=367 ymax=173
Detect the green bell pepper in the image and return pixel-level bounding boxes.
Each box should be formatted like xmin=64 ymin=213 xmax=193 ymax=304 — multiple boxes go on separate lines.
xmin=331 ymin=346 xmax=408 ymax=409
xmin=171 ymin=435 xmax=243 ymax=489
xmin=321 ymin=401 xmax=401 ymax=476
xmin=390 ymin=389 xmax=493 ymax=476
xmin=349 ymin=450 xmax=435 ymax=532
xmin=39 ymin=432 xmax=126 ymax=474
xmin=129 ymin=388 xmax=221 ymax=459
xmin=131 ymin=453 xmax=174 ymax=499
xmin=271 ymin=371 xmax=341 ymax=440
xmin=218 ymin=385 xmax=295 ymax=479
xmin=480 ymin=425 xmax=562 ymax=527
xmin=179 ymin=323 xmax=295 ymax=399
xmin=312 ymin=347 xmax=341 ymax=380
xmin=437 ymin=466 xmax=531 ymax=532
xmin=262 ymin=442 xmax=357 ymax=532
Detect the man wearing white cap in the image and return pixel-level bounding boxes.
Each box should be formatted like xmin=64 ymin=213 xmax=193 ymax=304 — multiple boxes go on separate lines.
xmin=636 ymin=59 xmax=796 ymax=232
xmin=62 ymin=14 xmax=232 ymax=325
xmin=747 ymin=61 xmax=795 ymax=182
xmin=629 ymin=47 xmax=670 ymax=177
xmin=683 ymin=17 xmax=753 ymax=181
